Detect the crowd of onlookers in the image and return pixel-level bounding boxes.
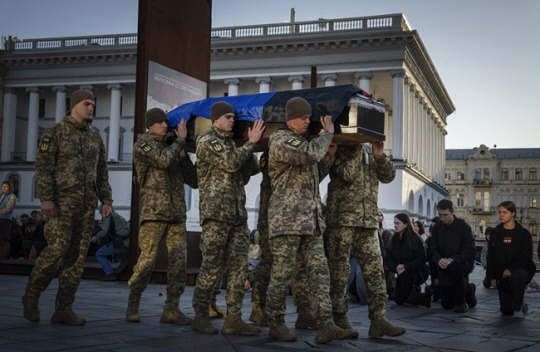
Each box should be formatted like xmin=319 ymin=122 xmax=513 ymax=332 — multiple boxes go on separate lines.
xmin=0 ymin=211 xmax=47 ymax=260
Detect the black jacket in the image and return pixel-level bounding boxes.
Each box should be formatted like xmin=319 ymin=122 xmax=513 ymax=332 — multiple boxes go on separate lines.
xmin=430 ymin=216 xmax=475 ymax=273
xmin=486 ymin=222 xmax=536 ymax=281
xmin=386 ymin=232 xmax=427 ymax=274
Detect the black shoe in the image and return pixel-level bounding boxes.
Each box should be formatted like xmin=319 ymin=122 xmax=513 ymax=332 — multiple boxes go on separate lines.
xmin=114 ymin=257 xmax=129 ymax=275
xmin=453 ymin=303 xmax=468 ymax=313
xmin=466 ymin=284 xmax=477 ymax=309
xmin=101 ymin=273 xmax=118 ymax=281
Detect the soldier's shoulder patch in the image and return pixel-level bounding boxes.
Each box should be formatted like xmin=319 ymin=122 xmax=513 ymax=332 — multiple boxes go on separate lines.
xmin=209 ymin=138 xmax=224 ymax=153
xmin=334 ymin=157 xmax=342 ymax=166
xmin=260 ymin=155 xmax=266 ymax=168
xmin=139 ymin=141 xmax=152 ymax=153
xmin=285 ymin=137 xmax=302 ymax=148
xmin=39 ymin=137 xmax=51 ymax=153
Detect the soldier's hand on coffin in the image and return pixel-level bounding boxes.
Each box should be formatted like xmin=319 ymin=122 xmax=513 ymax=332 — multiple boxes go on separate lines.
xmin=372 ymin=141 xmax=384 ymax=160
xmin=327 ymin=142 xmax=337 ymax=157
xmin=174 ymin=119 xmax=188 ymax=139
xmin=320 ymin=115 xmax=334 ymax=133
xmin=248 ymin=119 xmax=265 ymax=144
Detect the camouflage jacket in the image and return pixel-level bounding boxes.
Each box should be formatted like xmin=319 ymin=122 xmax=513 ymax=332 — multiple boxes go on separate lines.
xmin=257 ymin=150 xmax=271 ymax=225
xmin=36 ymin=113 xmax=113 ymax=208
xmin=326 ymin=143 xmax=395 ymax=229
xmin=134 ymin=131 xmax=197 ymax=224
xmin=268 ymin=126 xmax=334 ymax=238
xmin=196 ymin=126 xmax=259 ymax=225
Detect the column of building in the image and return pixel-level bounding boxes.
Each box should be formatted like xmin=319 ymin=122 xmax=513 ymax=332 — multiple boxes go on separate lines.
xmin=25 ymin=87 xmax=41 ymax=162
xmin=52 ymin=86 xmax=67 ymax=123
xmin=224 ymin=78 xmax=240 ymax=96
xmin=1 ymin=88 xmax=17 ymax=162
xmin=107 ymin=84 xmax=122 ymax=162
xmin=390 ymin=70 xmax=405 ymax=160
xmin=288 ymin=75 xmax=304 ymax=90
xmin=255 ymin=77 xmax=271 ymax=93
xmin=355 ymin=71 xmax=372 ymax=93
xmin=321 ymin=73 xmax=337 ymax=87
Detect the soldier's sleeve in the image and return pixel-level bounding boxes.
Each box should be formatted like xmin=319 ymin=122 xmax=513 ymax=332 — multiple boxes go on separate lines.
xmin=271 ymin=131 xmax=333 ymax=166
xmin=180 ymin=153 xmax=198 ymax=189
xmin=198 ymin=137 xmax=255 ymax=173
xmin=331 ymin=145 xmax=363 ymax=183
xmin=136 ymin=137 xmax=185 ymax=170
xmin=242 ymin=153 xmax=261 ymax=185
xmin=0 ymin=195 xmax=15 ymax=215
xmin=317 ymin=153 xmax=335 ymax=181
xmin=96 ymin=137 xmax=113 ymax=205
xmin=35 ymin=128 xmax=58 ymax=202
xmin=374 ymin=153 xmax=396 ymax=184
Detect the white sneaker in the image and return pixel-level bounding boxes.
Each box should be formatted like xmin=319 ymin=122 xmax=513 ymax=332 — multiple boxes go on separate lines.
xmin=513 ymin=308 xmax=525 ymax=319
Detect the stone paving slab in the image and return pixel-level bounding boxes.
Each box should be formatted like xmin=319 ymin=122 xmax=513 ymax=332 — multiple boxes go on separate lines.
xmin=1 ymin=268 xmax=539 ymax=351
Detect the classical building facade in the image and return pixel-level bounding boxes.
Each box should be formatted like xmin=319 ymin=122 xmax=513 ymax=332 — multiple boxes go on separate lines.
xmin=446 ymin=144 xmax=539 ymax=246
xmin=0 ymin=14 xmax=453 ymax=229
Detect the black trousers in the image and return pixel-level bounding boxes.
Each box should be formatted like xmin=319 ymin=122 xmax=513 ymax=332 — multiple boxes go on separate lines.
xmin=394 ymin=271 xmax=424 ymax=305
xmin=438 ymin=262 xmax=469 ymax=309
xmin=497 ymin=268 xmax=532 ymax=315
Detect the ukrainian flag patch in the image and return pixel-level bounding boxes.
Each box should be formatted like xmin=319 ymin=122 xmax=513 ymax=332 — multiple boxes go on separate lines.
xmin=210 ymin=139 xmax=223 ymax=152
xmin=39 ymin=137 xmax=51 ymax=152
xmin=139 ymin=142 xmax=152 ymax=153
xmin=285 ymin=138 xmax=301 ymax=147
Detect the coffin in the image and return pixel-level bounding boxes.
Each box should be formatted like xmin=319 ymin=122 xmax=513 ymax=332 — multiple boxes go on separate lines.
xmin=167 ymin=84 xmax=385 ymax=152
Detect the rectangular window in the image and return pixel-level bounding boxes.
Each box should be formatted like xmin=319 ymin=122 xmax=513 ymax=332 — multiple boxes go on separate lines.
xmin=445 ymin=171 xmax=451 ymax=181
xmin=515 ymin=168 xmax=523 ymax=181
xmin=529 ymin=168 xmax=537 ymax=181
xmin=475 ymin=168 xmax=482 ymax=180
xmin=530 ymin=222 xmax=537 ymax=236
xmin=457 ymin=171 xmax=464 ymax=180
xmin=530 ymin=197 xmax=537 ymax=208
xmin=475 ymin=192 xmax=481 ymax=207
xmin=501 ymin=168 xmax=509 ymax=181
xmin=38 ymin=98 xmax=46 ymax=118
xmin=483 ymin=192 xmax=490 ymax=211
xmin=457 ymin=194 xmax=465 ymax=207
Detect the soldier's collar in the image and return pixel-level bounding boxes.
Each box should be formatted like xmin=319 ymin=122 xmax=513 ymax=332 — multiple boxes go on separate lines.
xmin=212 ymin=126 xmax=233 ymax=139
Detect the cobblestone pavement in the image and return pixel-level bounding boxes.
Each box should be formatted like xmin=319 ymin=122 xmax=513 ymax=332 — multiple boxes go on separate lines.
xmin=1 ymin=267 xmax=539 ymax=351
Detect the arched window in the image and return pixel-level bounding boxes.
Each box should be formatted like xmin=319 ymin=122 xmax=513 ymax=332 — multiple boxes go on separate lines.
xmin=501 ymin=168 xmax=509 ymax=181
xmin=478 ymin=220 xmax=486 ymax=237
xmin=427 ymin=199 xmax=432 ymax=218
xmin=418 ymin=195 xmax=424 ymax=215
xmin=408 ymin=191 xmax=415 ymax=213
xmin=7 ymin=173 xmax=20 ymax=198
xmin=529 ymin=168 xmax=537 ymax=181
xmin=515 ymin=168 xmax=523 ymax=181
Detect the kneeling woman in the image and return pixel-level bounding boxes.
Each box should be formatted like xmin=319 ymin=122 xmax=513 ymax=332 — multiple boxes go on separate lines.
xmin=386 ymin=213 xmax=429 ymax=306
xmin=487 ymin=201 xmax=536 ymax=319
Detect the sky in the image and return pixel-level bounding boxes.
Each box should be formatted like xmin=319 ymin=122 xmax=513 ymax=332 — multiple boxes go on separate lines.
xmin=0 ymin=0 xmax=539 ymax=150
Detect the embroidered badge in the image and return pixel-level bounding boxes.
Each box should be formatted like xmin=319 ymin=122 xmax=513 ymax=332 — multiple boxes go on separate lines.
xmin=210 ymin=139 xmax=223 ymax=152
xmin=39 ymin=137 xmax=51 ymax=152
xmin=334 ymin=157 xmax=341 ymax=166
xmin=139 ymin=142 xmax=152 ymax=153
xmin=503 ymin=236 xmax=512 ymax=244
xmin=260 ymin=155 xmax=266 ymax=168
xmin=285 ymin=138 xmax=301 ymax=147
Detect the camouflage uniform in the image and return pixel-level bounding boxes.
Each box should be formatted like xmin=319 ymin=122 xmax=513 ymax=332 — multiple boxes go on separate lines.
xmin=24 ymin=113 xmax=113 ymax=310
xmin=326 ymin=143 xmax=395 ymax=320
xmin=129 ymin=131 xmax=197 ymax=307
xmin=192 ymin=126 xmax=259 ymax=317
xmin=251 ymin=151 xmax=311 ymax=314
xmin=265 ymin=126 xmax=335 ymax=328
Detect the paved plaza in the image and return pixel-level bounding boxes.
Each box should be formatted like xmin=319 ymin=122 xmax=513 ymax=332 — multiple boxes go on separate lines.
xmin=1 ymin=267 xmax=539 ymax=352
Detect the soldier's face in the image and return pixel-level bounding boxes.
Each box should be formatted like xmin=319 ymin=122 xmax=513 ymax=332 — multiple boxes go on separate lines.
xmin=214 ymin=114 xmax=235 ymax=132
xmin=148 ymin=120 xmax=168 ymax=136
xmin=287 ymin=115 xmax=311 ymax=133
xmin=71 ymin=99 xmax=95 ymax=124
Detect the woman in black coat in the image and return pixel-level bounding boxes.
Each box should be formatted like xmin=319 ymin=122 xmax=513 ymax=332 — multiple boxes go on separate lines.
xmin=386 ymin=213 xmax=429 ymax=307
xmin=487 ymin=201 xmax=536 ymax=319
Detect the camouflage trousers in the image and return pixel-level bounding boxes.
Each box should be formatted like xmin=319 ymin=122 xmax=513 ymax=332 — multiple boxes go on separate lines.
xmin=251 ymin=220 xmax=310 ymax=311
xmin=192 ymin=220 xmax=249 ymax=317
xmin=265 ymin=234 xmax=332 ymax=328
xmin=327 ymin=226 xmax=387 ymax=320
xmin=25 ymin=200 xmax=94 ymax=310
xmin=128 ymin=221 xmax=187 ymax=306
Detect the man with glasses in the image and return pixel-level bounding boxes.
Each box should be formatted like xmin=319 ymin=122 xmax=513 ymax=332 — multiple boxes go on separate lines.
xmin=430 ymin=199 xmax=477 ymax=312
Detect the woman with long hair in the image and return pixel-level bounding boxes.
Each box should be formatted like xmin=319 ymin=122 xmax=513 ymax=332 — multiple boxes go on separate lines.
xmin=386 ymin=213 xmax=430 ymax=307
xmin=413 ymin=221 xmax=427 ymax=242
xmin=487 ymin=201 xmax=536 ymax=319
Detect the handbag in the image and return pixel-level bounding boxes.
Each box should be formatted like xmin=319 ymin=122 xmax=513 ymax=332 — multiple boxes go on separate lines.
xmin=406 ymin=275 xmax=432 ymax=308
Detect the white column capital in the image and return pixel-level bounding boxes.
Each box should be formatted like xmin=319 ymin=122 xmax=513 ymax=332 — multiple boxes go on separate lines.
xmin=52 ymin=85 xmax=67 ymax=93
xmin=224 ymin=78 xmax=240 ymax=86
xmin=79 ymin=84 xmax=96 ymax=93
xmin=321 ymin=73 xmax=337 ymax=81
xmin=25 ymin=87 xmax=42 ymax=94
xmin=107 ymin=83 xmax=123 ymax=91
xmin=389 ymin=69 xmax=406 ymax=78
xmin=255 ymin=76 xmax=272 ymax=84
xmin=288 ymin=75 xmax=304 ymax=83
xmin=354 ymin=71 xmax=372 ymax=80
